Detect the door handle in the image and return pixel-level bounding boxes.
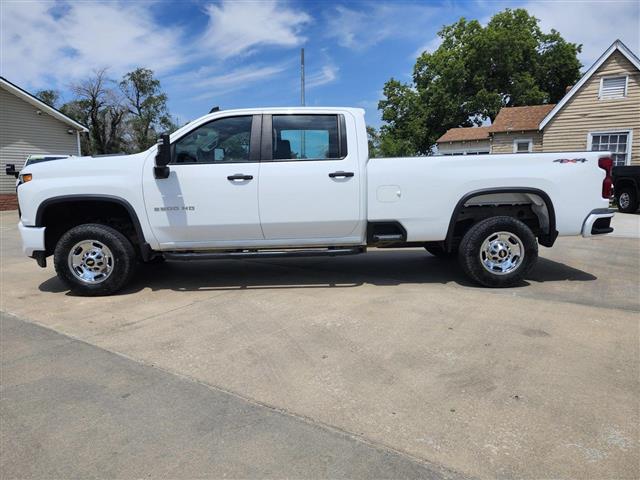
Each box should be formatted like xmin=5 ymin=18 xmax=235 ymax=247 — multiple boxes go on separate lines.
xmin=328 ymin=171 xmax=354 ymax=178
xmin=227 ymin=174 xmax=253 ymax=181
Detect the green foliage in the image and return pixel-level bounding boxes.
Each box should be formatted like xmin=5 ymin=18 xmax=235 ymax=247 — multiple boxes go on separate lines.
xmin=59 ymin=68 xmax=175 ymax=155
xmin=120 ymin=68 xmax=172 ymax=151
xmin=366 ymin=125 xmax=381 ymax=157
xmin=35 ymin=89 xmax=60 ymax=108
xmin=378 ymin=8 xmax=582 ymax=156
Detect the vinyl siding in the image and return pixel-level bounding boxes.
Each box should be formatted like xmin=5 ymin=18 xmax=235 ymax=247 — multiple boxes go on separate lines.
xmin=491 ymin=131 xmax=544 ymax=154
xmin=0 ymin=86 xmax=80 ymax=194
xmin=542 ymin=51 xmax=640 ymax=165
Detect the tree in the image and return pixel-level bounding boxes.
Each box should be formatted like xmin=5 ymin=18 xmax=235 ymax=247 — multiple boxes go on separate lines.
xmin=35 ymin=89 xmax=60 ymax=108
xmin=65 ymin=69 xmax=127 ymax=155
xmin=120 ymin=68 xmax=172 ymax=151
xmin=366 ymin=125 xmax=381 ymax=157
xmin=378 ymin=8 xmax=582 ymax=156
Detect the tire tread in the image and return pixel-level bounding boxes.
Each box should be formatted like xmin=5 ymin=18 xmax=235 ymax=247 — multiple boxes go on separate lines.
xmin=54 ymin=223 xmax=136 ymax=296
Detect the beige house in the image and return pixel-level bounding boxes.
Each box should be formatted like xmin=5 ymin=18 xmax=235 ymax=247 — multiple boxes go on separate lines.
xmin=436 ymin=39 xmax=640 ymax=166
xmin=0 ymin=77 xmax=88 ymax=194
xmin=540 ymin=40 xmax=640 ymax=166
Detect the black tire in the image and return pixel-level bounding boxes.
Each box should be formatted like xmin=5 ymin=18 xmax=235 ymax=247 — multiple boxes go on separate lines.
xmin=458 ymin=216 xmax=538 ymax=288
xmin=425 ymin=245 xmax=456 ymax=259
xmin=54 ymin=223 xmax=137 ymax=296
xmin=616 ymin=187 xmax=639 ymax=213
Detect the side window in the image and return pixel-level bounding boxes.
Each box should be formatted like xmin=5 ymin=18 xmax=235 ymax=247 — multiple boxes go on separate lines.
xmin=272 ymin=115 xmax=344 ymax=160
xmin=173 ymin=116 xmax=253 ymax=164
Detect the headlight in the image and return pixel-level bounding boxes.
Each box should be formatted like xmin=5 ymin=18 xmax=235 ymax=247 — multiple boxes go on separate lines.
xmin=17 ymin=173 xmax=32 ymax=186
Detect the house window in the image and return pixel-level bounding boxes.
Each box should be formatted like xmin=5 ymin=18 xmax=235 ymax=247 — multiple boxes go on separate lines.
xmin=599 ymin=76 xmax=627 ymax=99
xmin=590 ymin=131 xmax=631 ymax=167
xmin=513 ymin=139 xmax=533 ymax=153
xmin=440 ymin=150 xmax=490 ymax=156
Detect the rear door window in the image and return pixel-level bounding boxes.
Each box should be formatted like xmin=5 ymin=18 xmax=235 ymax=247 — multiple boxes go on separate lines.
xmin=271 ymin=115 xmax=345 ymax=160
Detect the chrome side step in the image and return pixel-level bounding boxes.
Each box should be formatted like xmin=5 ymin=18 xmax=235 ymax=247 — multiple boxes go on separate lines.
xmin=164 ymin=247 xmax=365 ymax=261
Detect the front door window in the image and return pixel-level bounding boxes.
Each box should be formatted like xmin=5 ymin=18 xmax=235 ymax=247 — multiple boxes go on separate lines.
xmin=173 ymin=116 xmax=253 ymax=164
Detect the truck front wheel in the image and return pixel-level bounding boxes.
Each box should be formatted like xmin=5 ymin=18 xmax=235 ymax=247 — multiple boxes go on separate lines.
xmin=458 ymin=216 xmax=538 ymax=288
xmin=54 ymin=223 xmax=137 ymax=296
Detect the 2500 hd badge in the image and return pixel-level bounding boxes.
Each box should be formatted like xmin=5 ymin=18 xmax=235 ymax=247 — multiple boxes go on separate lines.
xmin=154 ymin=206 xmax=195 ymax=212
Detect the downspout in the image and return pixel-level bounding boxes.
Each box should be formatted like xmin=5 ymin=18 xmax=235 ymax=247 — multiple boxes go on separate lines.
xmin=76 ymin=130 xmax=81 ymax=155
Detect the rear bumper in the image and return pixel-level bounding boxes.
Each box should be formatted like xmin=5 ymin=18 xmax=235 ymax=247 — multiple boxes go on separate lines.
xmin=18 ymin=221 xmax=45 ymax=256
xmin=581 ymin=209 xmax=615 ymax=237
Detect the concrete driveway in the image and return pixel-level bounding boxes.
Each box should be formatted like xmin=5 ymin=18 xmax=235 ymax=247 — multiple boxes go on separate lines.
xmin=1 ymin=211 xmax=638 ymax=479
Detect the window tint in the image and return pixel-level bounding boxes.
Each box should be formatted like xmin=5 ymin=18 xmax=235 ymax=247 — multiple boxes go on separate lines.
xmin=173 ymin=116 xmax=252 ymax=164
xmin=272 ymin=115 xmax=341 ymax=160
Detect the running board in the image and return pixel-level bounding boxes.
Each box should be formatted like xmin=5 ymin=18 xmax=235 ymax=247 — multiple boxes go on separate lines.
xmin=164 ymin=247 xmax=365 ymax=261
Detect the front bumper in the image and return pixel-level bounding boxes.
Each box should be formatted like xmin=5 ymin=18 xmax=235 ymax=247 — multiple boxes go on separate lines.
xmin=18 ymin=221 xmax=46 ymax=256
xmin=581 ymin=209 xmax=615 ymax=237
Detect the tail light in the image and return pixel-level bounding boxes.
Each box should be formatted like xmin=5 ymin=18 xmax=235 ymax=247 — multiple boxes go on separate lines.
xmin=598 ymin=157 xmax=613 ymax=199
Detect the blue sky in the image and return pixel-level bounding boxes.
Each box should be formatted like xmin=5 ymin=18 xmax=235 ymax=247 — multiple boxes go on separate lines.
xmin=2 ymin=0 xmax=639 ymax=127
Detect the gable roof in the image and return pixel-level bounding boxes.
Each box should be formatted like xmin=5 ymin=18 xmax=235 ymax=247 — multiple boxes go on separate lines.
xmin=437 ymin=125 xmax=491 ymax=143
xmin=539 ymin=39 xmax=640 ymax=130
xmin=490 ymin=104 xmax=556 ymax=132
xmin=0 ymin=76 xmax=88 ymax=132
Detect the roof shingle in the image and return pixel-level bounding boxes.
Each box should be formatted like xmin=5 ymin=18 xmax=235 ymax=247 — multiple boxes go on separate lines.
xmin=437 ymin=126 xmax=491 ymax=142
xmin=436 ymin=104 xmax=556 ymax=143
xmin=489 ymin=104 xmax=556 ymax=132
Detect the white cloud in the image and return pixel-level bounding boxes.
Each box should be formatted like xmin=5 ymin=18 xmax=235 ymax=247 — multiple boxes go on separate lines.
xmin=414 ymin=36 xmax=443 ymax=58
xmin=325 ymin=3 xmax=439 ymax=51
xmin=524 ymin=0 xmax=640 ymax=66
xmin=169 ymin=63 xmax=290 ymax=100
xmin=306 ymin=64 xmax=338 ymax=89
xmin=1 ymin=1 xmax=184 ymax=89
xmin=201 ymin=0 xmax=311 ymax=59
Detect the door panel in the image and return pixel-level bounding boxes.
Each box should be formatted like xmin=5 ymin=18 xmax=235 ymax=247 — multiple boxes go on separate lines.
xmin=258 ymin=114 xmax=361 ymax=240
xmin=142 ymin=115 xmax=263 ymax=246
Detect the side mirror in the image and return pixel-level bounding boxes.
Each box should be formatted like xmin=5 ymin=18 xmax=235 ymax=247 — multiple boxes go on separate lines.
xmin=154 ymin=133 xmax=171 ymax=179
xmin=5 ymin=164 xmax=19 ymax=178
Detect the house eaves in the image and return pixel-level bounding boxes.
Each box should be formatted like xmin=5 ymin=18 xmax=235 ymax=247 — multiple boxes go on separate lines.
xmin=538 ymin=39 xmax=640 ymax=130
xmin=0 ymin=76 xmax=89 ymax=132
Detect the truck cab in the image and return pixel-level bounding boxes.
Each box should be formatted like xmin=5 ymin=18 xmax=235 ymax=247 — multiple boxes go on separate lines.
xmin=144 ymin=108 xmax=366 ymax=249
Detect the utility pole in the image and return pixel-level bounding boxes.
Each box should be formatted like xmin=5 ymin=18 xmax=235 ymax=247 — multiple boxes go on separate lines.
xmin=300 ymin=48 xmax=305 ymax=106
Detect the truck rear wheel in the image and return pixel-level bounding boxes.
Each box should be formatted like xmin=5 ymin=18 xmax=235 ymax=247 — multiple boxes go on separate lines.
xmin=54 ymin=223 xmax=137 ymax=296
xmin=458 ymin=216 xmax=538 ymax=288
xmin=616 ymin=187 xmax=639 ymax=213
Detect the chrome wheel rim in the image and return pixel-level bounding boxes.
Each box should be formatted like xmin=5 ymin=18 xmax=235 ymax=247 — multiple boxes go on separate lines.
xmin=619 ymin=192 xmax=630 ymax=210
xmin=67 ymin=240 xmax=114 ymax=284
xmin=480 ymin=231 xmax=524 ymax=275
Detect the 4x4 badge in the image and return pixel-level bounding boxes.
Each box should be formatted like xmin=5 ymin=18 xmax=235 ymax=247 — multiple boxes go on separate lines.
xmin=553 ymin=158 xmax=587 ymax=163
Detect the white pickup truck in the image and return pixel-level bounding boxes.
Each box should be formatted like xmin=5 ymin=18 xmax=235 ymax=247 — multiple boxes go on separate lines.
xmin=14 ymin=107 xmax=615 ymax=295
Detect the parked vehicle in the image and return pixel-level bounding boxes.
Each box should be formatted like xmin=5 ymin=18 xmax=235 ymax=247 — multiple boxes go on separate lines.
xmin=613 ymin=166 xmax=640 ymax=213
xmin=12 ymin=107 xmax=615 ymax=295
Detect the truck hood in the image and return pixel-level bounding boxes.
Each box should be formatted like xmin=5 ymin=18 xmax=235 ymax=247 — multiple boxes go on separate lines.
xmin=22 ymin=151 xmax=151 ymax=178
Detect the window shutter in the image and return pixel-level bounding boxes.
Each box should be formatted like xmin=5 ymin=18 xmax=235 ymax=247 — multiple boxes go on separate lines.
xmin=600 ymin=76 xmax=627 ymax=99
